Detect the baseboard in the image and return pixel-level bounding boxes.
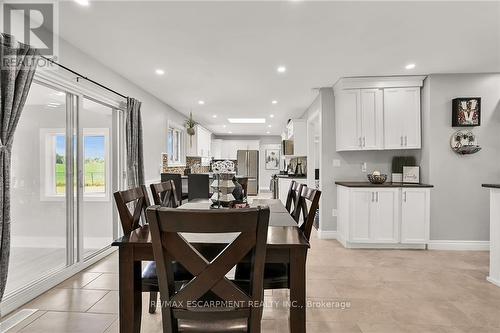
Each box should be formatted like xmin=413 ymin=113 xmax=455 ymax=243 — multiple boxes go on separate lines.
xmin=427 ymin=240 xmax=490 ymax=251
xmin=317 ymin=230 xmax=338 ymax=240
xmin=487 ymin=276 xmax=500 ymax=287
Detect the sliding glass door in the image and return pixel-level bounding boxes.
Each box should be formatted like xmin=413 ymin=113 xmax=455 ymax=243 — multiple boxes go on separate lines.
xmin=5 ymin=80 xmax=123 ymax=299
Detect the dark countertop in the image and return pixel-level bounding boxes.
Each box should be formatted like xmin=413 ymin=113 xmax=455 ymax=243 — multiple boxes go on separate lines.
xmin=276 ymin=174 xmax=307 ymax=179
xmin=482 ymin=184 xmax=500 ymax=189
xmin=335 ymin=181 xmax=434 ymax=188
xmin=175 ymin=174 xmax=255 ymax=180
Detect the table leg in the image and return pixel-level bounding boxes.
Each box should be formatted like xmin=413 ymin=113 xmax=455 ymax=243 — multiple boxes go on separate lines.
xmin=289 ymin=247 xmax=307 ymax=333
xmin=119 ymin=246 xmax=142 ymax=333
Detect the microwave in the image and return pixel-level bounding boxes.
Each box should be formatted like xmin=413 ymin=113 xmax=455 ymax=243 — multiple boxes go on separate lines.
xmin=282 ymin=140 xmax=294 ymax=156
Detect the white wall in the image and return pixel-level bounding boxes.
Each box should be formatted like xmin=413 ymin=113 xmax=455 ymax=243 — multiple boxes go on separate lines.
xmin=421 ymin=73 xmax=500 ymax=241
xmin=259 ymin=137 xmax=282 ymax=190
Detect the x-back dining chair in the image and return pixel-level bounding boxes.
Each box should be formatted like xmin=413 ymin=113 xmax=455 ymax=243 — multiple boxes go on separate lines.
xmin=150 ymin=180 xmax=180 ymax=207
xmin=285 ymin=180 xmax=304 ymax=222
xmin=236 ymin=185 xmax=321 ymax=290
xmin=147 ymin=206 xmax=270 ymax=333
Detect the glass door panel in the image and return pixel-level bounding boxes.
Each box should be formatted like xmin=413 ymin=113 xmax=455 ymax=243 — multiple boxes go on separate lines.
xmin=79 ymin=97 xmax=115 ymax=259
xmin=6 ymin=82 xmax=69 ymax=295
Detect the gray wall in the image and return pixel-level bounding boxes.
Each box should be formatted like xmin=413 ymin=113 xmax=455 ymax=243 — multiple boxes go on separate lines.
xmin=421 ymin=74 xmax=500 ymax=241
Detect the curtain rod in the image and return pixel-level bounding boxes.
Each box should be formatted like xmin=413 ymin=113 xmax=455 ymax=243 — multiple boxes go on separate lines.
xmin=41 ymin=55 xmax=128 ymax=100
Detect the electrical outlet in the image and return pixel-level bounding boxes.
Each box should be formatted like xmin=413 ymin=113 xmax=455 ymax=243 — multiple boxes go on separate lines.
xmin=332 ymin=208 xmax=337 ymax=217
xmin=361 ymin=162 xmax=367 ymax=172
xmin=332 ymin=159 xmax=341 ymax=167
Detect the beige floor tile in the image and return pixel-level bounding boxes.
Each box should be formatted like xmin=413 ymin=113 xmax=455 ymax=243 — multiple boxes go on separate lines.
xmin=57 ymin=272 xmax=102 ymax=289
xmin=25 ymin=288 xmax=109 ymax=312
xmin=85 ymin=256 xmax=118 ymax=274
xmin=103 ymin=319 xmax=118 ymax=333
xmin=4 ymin=311 xmax=47 ymax=333
xmin=87 ymin=291 xmax=118 ymax=314
xmin=83 ymin=274 xmax=119 ymax=291
xmin=18 ymin=312 xmax=116 ymax=333
xmin=307 ymin=321 xmax=362 ymax=333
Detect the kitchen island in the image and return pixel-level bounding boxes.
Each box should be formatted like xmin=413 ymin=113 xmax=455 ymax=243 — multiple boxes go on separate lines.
xmin=482 ymin=184 xmax=500 ymax=287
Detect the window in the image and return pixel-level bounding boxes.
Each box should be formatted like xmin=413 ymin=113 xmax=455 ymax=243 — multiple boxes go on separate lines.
xmin=167 ymin=127 xmax=183 ymax=165
xmin=41 ymin=128 xmax=109 ymax=200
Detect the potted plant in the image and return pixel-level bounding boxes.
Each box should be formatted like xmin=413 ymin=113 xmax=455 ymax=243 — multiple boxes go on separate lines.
xmin=185 ymin=112 xmax=196 ymax=146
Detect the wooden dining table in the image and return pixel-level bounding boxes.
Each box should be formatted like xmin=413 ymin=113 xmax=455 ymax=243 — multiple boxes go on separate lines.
xmin=112 ymin=198 xmax=310 ymax=333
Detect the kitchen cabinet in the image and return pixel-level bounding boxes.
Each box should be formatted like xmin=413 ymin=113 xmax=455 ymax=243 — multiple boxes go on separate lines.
xmin=349 ymin=188 xmax=399 ymax=243
xmin=333 ymin=76 xmax=424 ymax=152
xmin=284 ymin=119 xmax=307 ymax=156
xmin=211 ymin=139 xmax=222 ymax=159
xmin=401 ymin=188 xmax=430 ymax=244
xmin=337 ymin=184 xmax=431 ymax=248
xmin=186 ymin=125 xmax=212 ymax=158
xmin=383 ymin=87 xmax=421 ymax=149
xmin=335 ymin=89 xmax=383 ymax=151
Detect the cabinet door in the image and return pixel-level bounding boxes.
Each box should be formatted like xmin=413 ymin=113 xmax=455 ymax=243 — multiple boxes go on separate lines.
xmin=360 ymin=89 xmax=383 ymax=150
xmin=335 ymin=90 xmax=361 ymax=151
xmin=401 ymin=189 xmax=429 ymax=243
xmin=350 ymin=190 xmax=373 ymax=242
xmin=383 ymin=88 xmax=405 ymax=149
xmin=402 ymin=87 xmax=421 ymax=149
xmin=372 ymin=189 xmax=399 ymax=243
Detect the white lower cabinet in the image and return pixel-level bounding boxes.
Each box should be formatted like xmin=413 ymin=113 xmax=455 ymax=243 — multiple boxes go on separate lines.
xmin=338 ymin=186 xmax=430 ymax=248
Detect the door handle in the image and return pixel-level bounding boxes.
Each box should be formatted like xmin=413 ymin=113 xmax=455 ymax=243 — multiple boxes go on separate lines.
xmin=404 ymin=136 xmax=408 ymax=146
xmin=403 ymin=191 xmax=407 ymax=202
xmin=363 ymin=137 xmax=366 ymax=147
xmin=400 ymin=136 xmax=403 ymax=146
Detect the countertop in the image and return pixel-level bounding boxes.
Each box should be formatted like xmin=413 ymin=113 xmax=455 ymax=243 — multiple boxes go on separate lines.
xmin=482 ymin=184 xmax=500 ymax=189
xmin=335 ymin=181 xmax=434 ymax=188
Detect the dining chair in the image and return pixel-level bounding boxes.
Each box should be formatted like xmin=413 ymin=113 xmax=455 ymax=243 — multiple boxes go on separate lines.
xmin=150 ymin=180 xmax=180 ymax=207
xmin=162 ymin=173 xmax=188 ymax=203
xmin=113 ymin=186 xmax=191 ymax=314
xmin=285 ymin=181 xmax=304 ymax=221
xmin=187 ymin=173 xmax=210 ymax=201
xmin=235 ymin=186 xmax=321 ymax=290
xmin=147 ymin=206 xmax=270 ymax=333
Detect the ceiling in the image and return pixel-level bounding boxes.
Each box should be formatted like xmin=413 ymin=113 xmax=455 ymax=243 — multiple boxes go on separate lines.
xmin=57 ymin=1 xmax=500 ymax=135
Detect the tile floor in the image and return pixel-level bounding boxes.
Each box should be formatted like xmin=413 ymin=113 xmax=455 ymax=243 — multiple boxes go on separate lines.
xmin=4 ymin=198 xmax=500 ymax=332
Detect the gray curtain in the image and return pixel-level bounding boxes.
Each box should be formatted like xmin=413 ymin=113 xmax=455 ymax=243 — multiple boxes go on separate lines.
xmin=0 ymin=34 xmax=38 ymax=301
xmin=125 ymin=97 xmax=145 ymax=188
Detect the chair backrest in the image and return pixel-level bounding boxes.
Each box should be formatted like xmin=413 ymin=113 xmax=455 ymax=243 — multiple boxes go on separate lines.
xmin=150 ymin=180 xmax=180 ymax=207
xmin=113 ymin=185 xmax=151 ymax=234
xmin=147 ymin=206 xmax=270 ymax=332
xmin=294 ymin=186 xmax=321 ymax=241
xmin=285 ymin=181 xmax=304 ymax=221
xmin=187 ymin=174 xmax=210 ymax=201
xmin=161 ymin=173 xmax=183 ymax=202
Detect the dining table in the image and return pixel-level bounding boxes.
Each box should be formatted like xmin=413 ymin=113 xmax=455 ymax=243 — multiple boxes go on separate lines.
xmin=112 ymin=198 xmax=310 ymax=333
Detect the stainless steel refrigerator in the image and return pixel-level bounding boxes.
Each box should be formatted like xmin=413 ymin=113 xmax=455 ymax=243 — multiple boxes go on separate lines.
xmin=237 ymin=150 xmax=259 ymax=195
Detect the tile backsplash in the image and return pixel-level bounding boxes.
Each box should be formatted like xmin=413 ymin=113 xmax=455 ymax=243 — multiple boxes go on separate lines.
xmin=161 ymin=155 xmax=210 ymax=174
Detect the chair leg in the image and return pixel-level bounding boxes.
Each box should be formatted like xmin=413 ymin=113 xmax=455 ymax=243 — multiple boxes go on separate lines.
xmin=149 ymin=291 xmax=158 ymax=314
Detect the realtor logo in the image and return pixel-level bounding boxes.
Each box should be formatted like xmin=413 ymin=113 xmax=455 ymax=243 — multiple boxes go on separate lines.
xmin=1 ymin=1 xmax=58 ymax=57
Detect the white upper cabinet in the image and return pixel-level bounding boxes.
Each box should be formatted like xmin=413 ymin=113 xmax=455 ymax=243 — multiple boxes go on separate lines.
xmin=383 ymin=87 xmax=421 ymax=149
xmin=186 ymin=125 xmax=212 ymax=158
xmin=284 ymin=119 xmax=307 ymax=156
xmin=334 ymin=76 xmax=424 ymax=152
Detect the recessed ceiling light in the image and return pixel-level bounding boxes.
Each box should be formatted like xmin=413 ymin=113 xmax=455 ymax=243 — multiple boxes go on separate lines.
xmin=222 ymin=125 xmax=227 ymax=128
xmin=268 ymin=124 xmax=272 ymax=128
xmin=155 ymin=69 xmax=165 ymax=75
xmin=270 ymin=114 xmax=275 ymax=118
xmin=48 ymin=102 xmax=61 ymax=106
xmin=53 ymin=92 xmax=65 ymax=96
xmin=228 ymin=131 xmax=233 ymax=134
xmin=74 ymin=0 xmax=90 ymax=6
xmin=212 ymin=115 xmax=217 ymax=118
xmin=405 ymin=63 xmax=416 ymax=70
xmin=277 ymin=66 xmax=286 ymax=73
xmin=198 ymin=100 xmax=205 ymax=105
xmin=266 ymin=131 xmax=270 ymax=134
xmin=228 ymin=118 xmax=266 ymax=124
xmin=272 ymin=100 xmax=278 ymax=104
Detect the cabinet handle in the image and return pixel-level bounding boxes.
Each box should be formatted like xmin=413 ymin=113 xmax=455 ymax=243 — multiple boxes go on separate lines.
xmin=371 ymin=192 xmax=374 ymax=202
xmin=359 ymin=137 xmax=362 ymax=147
xmin=363 ymin=137 xmax=366 ymax=147
xmin=400 ymin=136 xmax=403 ymax=146
xmin=376 ymin=192 xmax=379 ymax=202
xmin=403 ymin=191 xmax=407 ymax=202
xmin=405 ymin=136 xmax=408 ymax=146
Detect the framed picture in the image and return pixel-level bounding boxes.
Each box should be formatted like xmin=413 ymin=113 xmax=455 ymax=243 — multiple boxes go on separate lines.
xmin=265 ymin=149 xmax=280 ymax=170
xmin=452 ymin=97 xmax=481 ymax=127
xmin=402 ymin=166 xmax=420 ymax=184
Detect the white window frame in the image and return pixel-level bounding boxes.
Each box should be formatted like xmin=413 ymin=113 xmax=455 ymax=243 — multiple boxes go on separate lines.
xmin=40 ymin=128 xmax=110 ymax=202
xmin=167 ymin=121 xmax=185 ymax=166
